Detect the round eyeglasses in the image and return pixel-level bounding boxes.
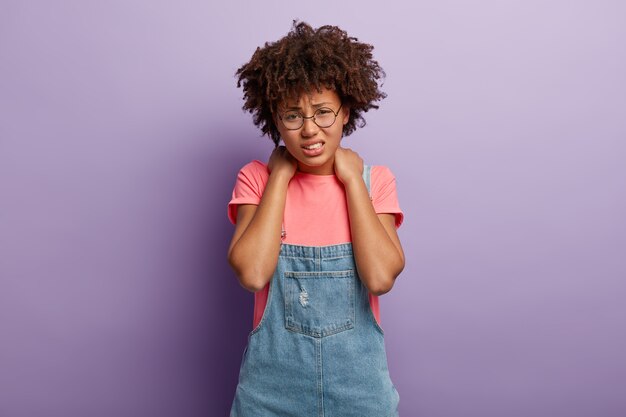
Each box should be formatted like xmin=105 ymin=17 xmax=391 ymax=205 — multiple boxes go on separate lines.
xmin=278 ymin=104 xmax=343 ymax=130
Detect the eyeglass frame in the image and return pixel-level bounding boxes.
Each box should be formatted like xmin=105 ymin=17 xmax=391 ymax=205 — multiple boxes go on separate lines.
xmin=277 ymin=104 xmax=343 ymax=130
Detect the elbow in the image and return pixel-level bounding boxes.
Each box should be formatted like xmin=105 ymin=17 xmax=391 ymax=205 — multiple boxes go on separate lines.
xmin=231 ymin=264 xmax=269 ymax=293
xmin=367 ymin=278 xmax=395 ymax=296
xmin=228 ymin=252 xmax=271 ymax=293
xmin=238 ymin=276 xmax=268 ymax=293
xmin=364 ymin=261 xmax=404 ymax=296
xmin=362 ymin=270 xmax=396 ymax=296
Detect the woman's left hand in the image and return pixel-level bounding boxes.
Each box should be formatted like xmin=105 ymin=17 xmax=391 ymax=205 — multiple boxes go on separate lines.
xmin=334 ymin=147 xmax=363 ymax=185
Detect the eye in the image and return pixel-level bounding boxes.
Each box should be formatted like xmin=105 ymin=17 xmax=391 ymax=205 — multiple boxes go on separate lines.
xmin=316 ymin=108 xmax=333 ymax=115
xmin=283 ymin=112 xmax=301 ymax=121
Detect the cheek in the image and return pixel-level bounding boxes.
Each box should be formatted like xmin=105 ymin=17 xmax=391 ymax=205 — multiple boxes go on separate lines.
xmin=282 ymin=137 xmax=301 ymax=153
xmin=284 ymin=142 xmax=297 ymax=152
xmin=333 ymin=123 xmax=345 ymax=138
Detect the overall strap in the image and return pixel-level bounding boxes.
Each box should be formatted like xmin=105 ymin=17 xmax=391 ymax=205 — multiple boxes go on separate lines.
xmin=362 ymin=164 xmax=372 ymax=199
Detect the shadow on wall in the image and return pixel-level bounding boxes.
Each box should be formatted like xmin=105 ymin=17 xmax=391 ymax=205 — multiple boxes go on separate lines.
xmin=200 ymin=128 xmax=269 ymax=414
xmin=204 ymin=219 xmax=251 ymax=413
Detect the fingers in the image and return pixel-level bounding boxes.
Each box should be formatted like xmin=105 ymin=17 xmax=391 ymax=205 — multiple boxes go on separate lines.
xmin=335 ymin=147 xmax=362 ymax=163
xmin=268 ymin=145 xmax=297 ymax=177
xmin=333 ymin=146 xmax=364 ymax=184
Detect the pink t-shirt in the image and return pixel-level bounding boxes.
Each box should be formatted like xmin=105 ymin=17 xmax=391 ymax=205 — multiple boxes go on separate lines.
xmin=228 ymin=160 xmax=403 ymax=328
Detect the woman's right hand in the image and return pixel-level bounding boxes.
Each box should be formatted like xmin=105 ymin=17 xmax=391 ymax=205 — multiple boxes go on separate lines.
xmin=268 ymin=145 xmax=297 ymax=179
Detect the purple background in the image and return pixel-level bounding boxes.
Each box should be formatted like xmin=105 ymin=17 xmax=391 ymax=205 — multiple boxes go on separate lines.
xmin=1 ymin=1 xmax=625 ymax=416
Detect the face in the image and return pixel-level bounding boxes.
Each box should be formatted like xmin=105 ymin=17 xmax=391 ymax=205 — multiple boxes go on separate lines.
xmin=275 ymin=87 xmax=349 ymax=175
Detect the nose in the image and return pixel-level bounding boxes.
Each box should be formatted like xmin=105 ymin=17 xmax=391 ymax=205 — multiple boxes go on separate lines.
xmin=301 ymin=117 xmax=319 ymax=137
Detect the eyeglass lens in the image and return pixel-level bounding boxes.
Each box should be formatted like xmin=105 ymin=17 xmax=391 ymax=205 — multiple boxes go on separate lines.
xmin=281 ymin=107 xmax=337 ymax=129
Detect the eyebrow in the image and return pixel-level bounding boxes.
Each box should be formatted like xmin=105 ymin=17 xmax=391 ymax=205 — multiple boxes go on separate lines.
xmin=284 ymin=102 xmax=333 ymax=110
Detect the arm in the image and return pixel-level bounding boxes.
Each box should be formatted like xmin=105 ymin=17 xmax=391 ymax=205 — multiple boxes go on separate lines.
xmin=227 ymin=147 xmax=296 ymax=292
xmin=335 ymin=148 xmax=405 ymax=295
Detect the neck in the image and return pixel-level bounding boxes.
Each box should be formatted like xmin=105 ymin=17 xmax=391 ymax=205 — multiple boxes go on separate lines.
xmin=297 ymin=159 xmax=335 ymax=175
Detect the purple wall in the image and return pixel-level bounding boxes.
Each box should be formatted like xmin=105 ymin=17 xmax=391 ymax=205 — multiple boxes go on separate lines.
xmin=1 ymin=1 xmax=625 ymax=416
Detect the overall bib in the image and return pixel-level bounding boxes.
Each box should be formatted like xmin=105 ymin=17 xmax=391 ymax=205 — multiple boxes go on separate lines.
xmin=230 ymin=166 xmax=399 ymax=417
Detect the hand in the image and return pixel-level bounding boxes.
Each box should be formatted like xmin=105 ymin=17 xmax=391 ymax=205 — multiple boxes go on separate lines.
xmin=333 ymin=147 xmax=363 ymax=185
xmin=268 ymin=146 xmax=297 ymax=179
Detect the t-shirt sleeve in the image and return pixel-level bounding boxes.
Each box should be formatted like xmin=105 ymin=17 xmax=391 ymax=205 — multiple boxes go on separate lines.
xmin=227 ymin=160 xmax=269 ymax=224
xmin=371 ymin=165 xmax=404 ymax=228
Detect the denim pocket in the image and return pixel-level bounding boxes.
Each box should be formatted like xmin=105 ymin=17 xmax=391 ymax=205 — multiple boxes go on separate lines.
xmin=284 ymin=270 xmax=355 ymax=338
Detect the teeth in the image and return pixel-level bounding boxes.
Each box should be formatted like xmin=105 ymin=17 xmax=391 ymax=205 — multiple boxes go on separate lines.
xmin=304 ymin=142 xmax=323 ymax=150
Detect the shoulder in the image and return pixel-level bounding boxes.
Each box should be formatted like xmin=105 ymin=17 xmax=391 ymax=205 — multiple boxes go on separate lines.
xmin=370 ymin=165 xmax=399 ymax=192
xmin=239 ymin=159 xmax=269 ymax=178
xmin=235 ymin=160 xmax=270 ymax=187
xmin=231 ymin=159 xmax=271 ymax=196
xmin=228 ymin=160 xmax=269 ymax=224
xmin=370 ymin=165 xmax=397 ymax=181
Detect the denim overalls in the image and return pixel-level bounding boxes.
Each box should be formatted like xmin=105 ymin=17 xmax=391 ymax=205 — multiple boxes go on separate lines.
xmin=230 ymin=166 xmax=399 ymax=417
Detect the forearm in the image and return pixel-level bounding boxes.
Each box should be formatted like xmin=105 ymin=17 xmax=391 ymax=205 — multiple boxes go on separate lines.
xmin=228 ymin=171 xmax=291 ymax=291
xmin=344 ymin=177 xmax=405 ymax=295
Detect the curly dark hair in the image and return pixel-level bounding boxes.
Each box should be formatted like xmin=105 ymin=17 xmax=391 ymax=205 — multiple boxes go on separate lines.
xmin=235 ymin=20 xmax=386 ymax=146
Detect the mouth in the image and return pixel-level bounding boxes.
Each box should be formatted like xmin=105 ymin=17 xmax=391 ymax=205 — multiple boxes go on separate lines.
xmin=301 ymin=141 xmax=325 ymax=156
xmin=302 ymin=141 xmax=324 ymax=150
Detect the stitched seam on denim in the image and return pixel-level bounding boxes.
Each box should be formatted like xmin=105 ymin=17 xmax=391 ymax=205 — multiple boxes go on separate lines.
xmin=285 ymin=271 xmax=354 ymax=278
xmin=316 ymin=338 xmax=324 ymax=417
xmin=321 ymin=251 xmax=353 ymax=258
xmin=284 ymin=272 xmax=355 ymax=338
xmin=283 ymin=272 xmax=292 ymax=332
xmin=315 ymin=247 xmax=320 ymax=271
xmin=351 ymin=279 xmax=357 ymax=331
xmin=320 ymin=256 xmax=354 ymax=261
xmin=285 ymin=322 xmax=354 ymax=338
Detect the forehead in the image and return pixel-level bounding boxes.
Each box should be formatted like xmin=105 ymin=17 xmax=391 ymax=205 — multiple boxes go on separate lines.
xmin=282 ymin=87 xmax=340 ymax=108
